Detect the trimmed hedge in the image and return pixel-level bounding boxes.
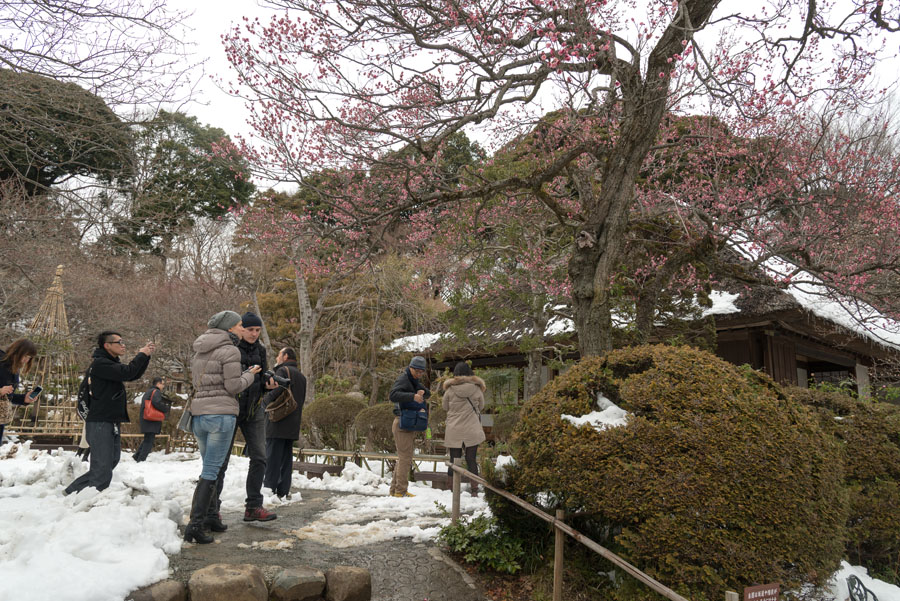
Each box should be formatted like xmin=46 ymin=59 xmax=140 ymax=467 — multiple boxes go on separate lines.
xmin=303 ymin=393 xmax=367 ymax=450
xmin=510 ymin=345 xmax=846 ymax=601
xmin=788 ymin=386 xmax=900 ymax=583
xmin=354 ymin=403 xmax=396 ymax=452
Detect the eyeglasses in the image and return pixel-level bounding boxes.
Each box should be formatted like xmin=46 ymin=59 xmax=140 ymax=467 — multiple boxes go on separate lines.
xmin=108 ymin=339 xmax=126 ymax=346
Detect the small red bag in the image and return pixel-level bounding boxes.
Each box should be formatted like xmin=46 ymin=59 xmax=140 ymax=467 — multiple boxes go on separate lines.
xmin=143 ymin=390 xmax=165 ymax=422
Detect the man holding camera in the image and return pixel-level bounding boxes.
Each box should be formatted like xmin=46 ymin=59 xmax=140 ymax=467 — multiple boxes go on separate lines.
xmin=65 ymin=331 xmax=155 ymax=495
xmin=389 ymin=356 xmax=431 ymax=498
xmin=210 ymin=312 xmax=278 ymax=525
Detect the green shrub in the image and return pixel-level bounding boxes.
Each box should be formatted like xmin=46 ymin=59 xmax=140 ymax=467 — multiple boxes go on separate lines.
xmin=353 ymin=403 xmax=396 ymax=452
xmin=490 ymin=409 xmax=520 ymax=444
xmin=303 ymin=393 xmax=367 ymax=450
xmin=788 ymin=386 xmax=900 ymax=583
xmin=510 ymin=344 xmax=846 ymax=601
xmin=438 ymin=514 xmax=524 ymax=574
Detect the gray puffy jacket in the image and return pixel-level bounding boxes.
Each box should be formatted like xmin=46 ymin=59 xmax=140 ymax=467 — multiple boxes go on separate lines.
xmin=191 ymin=329 xmax=254 ymax=416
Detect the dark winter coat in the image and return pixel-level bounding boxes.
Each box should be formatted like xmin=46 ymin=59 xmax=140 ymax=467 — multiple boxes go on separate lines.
xmin=389 ymin=368 xmax=431 ymax=416
xmin=85 ymin=347 xmax=151 ymax=423
xmin=138 ymin=386 xmax=171 ymax=434
xmin=237 ymin=339 xmax=267 ymax=420
xmin=262 ymin=360 xmax=306 ymax=440
xmin=0 ymin=350 xmax=29 ymax=424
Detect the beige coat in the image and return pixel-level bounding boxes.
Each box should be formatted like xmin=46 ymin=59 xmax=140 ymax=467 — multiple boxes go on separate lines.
xmin=191 ymin=328 xmax=254 ymax=416
xmin=442 ymin=376 xmax=487 ymax=448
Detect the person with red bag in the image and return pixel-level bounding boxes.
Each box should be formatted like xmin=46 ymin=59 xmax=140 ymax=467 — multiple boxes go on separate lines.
xmin=133 ymin=376 xmax=170 ymax=462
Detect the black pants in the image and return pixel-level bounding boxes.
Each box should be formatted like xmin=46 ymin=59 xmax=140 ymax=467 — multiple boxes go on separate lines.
xmin=214 ymin=406 xmax=266 ymax=509
xmin=447 ymin=444 xmax=479 ymax=478
xmin=264 ymin=438 xmax=295 ymax=496
xmin=133 ymin=433 xmax=156 ymax=462
xmin=65 ymin=421 xmax=120 ymax=494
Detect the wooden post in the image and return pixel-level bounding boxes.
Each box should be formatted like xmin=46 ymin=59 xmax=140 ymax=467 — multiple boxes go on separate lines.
xmin=451 ymin=457 xmax=462 ymax=524
xmin=553 ymin=509 xmax=565 ymax=601
xmin=726 ymin=591 xmax=740 ymax=601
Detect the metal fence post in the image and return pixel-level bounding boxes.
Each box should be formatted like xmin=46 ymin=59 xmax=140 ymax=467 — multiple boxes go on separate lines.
xmin=554 ymin=509 xmax=565 ymax=601
xmin=451 ymin=457 xmax=462 ymax=523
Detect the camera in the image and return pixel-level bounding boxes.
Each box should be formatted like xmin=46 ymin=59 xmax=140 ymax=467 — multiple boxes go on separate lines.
xmin=262 ymin=370 xmax=291 ymax=387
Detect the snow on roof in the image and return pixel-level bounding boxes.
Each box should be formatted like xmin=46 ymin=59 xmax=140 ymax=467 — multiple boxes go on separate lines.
xmin=702 ymin=291 xmax=741 ymax=317
xmin=729 ymin=239 xmax=900 ymax=351
xmin=383 ymin=333 xmax=443 ymax=353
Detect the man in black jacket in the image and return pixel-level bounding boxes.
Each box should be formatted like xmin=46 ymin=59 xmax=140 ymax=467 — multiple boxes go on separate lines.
xmin=388 ymin=356 xmax=430 ymax=497
xmin=211 ymin=312 xmax=277 ymax=525
xmin=262 ymin=347 xmax=306 ymax=500
xmin=65 ymin=331 xmax=154 ymax=494
xmin=132 ymin=377 xmax=170 ymax=462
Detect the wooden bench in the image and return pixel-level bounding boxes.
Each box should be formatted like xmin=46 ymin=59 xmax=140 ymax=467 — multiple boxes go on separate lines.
xmin=412 ymin=470 xmax=479 ymax=490
xmin=28 ymin=443 xmax=79 ymax=452
xmin=293 ymin=461 xmax=344 ymax=479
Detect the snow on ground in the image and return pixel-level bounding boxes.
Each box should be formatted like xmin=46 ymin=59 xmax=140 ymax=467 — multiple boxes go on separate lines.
xmin=0 ymin=441 xmax=294 ymax=601
xmin=0 ymin=441 xmax=485 ymax=601
xmin=2 ymin=439 xmax=899 ymax=601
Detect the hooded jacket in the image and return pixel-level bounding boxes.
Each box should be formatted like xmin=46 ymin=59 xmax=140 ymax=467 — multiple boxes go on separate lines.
xmin=441 ymin=375 xmax=487 ymax=448
xmin=85 ymin=347 xmax=151 ymax=423
xmin=191 ymin=329 xmax=255 ymax=416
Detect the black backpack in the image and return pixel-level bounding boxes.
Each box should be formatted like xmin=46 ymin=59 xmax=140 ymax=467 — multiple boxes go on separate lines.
xmin=76 ymin=365 xmax=93 ymax=421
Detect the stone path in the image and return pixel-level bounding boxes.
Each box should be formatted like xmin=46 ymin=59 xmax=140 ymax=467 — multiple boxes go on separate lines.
xmin=168 ymin=489 xmax=484 ymax=601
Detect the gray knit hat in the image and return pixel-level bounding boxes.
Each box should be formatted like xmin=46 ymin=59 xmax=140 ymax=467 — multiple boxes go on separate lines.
xmin=409 ymin=356 xmax=427 ymax=370
xmin=208 ymin=310 xmax=241 ymax=331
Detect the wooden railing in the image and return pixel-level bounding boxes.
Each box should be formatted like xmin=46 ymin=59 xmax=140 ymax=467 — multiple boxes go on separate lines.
xmin=448 ymin=458 xmax=692 ymax=601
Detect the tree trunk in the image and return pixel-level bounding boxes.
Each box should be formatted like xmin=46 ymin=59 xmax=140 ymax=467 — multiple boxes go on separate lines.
xmin=568 ymin=76 xmax=674 ymax=357
xmin=524 ymin=349 xmax=543 ymax=399
xmin=251 ymin=289 xmax=272 ymax=349
xmin=294 ymin=266 xmax=317 ymax=402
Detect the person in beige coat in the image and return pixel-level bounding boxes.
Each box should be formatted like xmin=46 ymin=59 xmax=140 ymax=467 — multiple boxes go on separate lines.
xmin=442 ymin=362 xmax=486 ymax=496
xmin=185 ymin=311 xmax=260 ymax=544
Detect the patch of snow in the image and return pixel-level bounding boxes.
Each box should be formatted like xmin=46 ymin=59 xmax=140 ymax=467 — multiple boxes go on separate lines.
xmin=828 ymin=561 xmax=900 ymax=601
xmin=730 ymin=239 xmax=900 ymax=350
xmin=702 ymin=291 xmax=741 ymax=317
xmin=561 ymin=394 xmax=630 ymax=432
xmin=383 ymin=333 xmax=442 ymax=352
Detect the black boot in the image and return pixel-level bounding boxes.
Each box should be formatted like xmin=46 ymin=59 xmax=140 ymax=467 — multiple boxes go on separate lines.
xmin=204 ymin=483 xmax=227 ymax=532
xmin=184 ymin=479 xmax=215 ymax=544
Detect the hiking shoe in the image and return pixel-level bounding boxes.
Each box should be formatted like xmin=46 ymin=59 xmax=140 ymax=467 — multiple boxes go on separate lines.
xmin=391 ymin=491 xmax=415 ymax=498
xmin=243 ymin=506 xmax=277 ymax=522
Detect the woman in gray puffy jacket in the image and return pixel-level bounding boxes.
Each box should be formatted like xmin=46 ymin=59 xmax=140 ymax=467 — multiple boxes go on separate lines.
xmin=185 ymin=311 xmax=260 ymax=544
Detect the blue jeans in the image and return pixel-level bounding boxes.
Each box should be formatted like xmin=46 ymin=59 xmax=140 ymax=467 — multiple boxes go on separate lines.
xmin=214 ymin=405 xmax=267 ymax=509
xmin=192 ymin=414 xmax=237 ymax=481
xmin=65 ymin=421 xmax=121 ymax=494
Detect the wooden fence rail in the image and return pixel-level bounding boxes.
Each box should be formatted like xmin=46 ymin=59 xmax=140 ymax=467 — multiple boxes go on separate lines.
xmin=448 ymin=458 xmax=692 ymax=601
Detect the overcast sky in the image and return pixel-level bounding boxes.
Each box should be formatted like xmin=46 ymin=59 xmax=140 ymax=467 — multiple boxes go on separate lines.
xmin=176 ymin=1 xmax=900 ymax=164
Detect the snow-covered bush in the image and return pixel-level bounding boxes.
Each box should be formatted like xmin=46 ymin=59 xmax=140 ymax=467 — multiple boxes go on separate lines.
xmin=510 ymin=344 xmax=846 ymax=601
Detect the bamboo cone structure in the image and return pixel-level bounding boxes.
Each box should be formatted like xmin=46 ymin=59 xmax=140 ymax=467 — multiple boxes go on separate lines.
xmin=9 ymin=265 xmax=81 ymax=435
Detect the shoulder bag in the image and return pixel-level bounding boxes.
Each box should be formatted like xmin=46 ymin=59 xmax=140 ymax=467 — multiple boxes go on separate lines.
xmin=143 ymin=389 xmax=165 ymax=422
xmin=265 ymin=369 xmax=297 ymax=423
